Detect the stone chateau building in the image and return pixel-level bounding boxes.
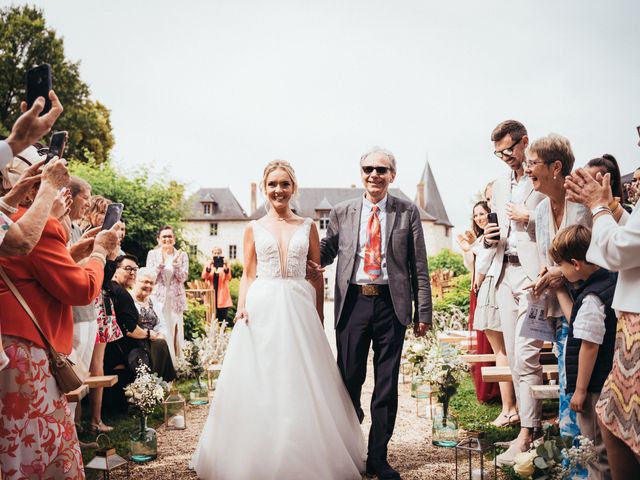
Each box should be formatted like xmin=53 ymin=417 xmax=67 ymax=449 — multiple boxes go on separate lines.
xmin=183 ymin=161 xmax=452 ymax=297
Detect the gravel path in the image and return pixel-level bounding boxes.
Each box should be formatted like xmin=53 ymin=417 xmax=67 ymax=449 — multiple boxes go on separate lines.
xmin=128 ymin=304 xmax=460 ymax=479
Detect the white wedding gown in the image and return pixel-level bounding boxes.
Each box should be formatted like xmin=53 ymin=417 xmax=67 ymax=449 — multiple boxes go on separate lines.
xmin=190 ymin=218 xmax=365 ymax=479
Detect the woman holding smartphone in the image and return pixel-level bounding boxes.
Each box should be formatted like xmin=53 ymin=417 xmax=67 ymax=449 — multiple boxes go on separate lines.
xmin=201 ymin=247 xmax=233 ymax=324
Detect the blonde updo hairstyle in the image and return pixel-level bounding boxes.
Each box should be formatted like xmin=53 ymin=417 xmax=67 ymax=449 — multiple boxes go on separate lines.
xmin=260 ymin=160 xmax=298 ymax=196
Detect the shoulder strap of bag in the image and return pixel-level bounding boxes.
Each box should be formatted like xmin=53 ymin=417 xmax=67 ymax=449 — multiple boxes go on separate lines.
xmin=0 ymin=264 xmax=59 ymax=354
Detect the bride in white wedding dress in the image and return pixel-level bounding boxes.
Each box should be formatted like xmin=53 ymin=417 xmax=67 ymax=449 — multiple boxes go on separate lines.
xmin=190 ymin=161 xmax=365 ymax=479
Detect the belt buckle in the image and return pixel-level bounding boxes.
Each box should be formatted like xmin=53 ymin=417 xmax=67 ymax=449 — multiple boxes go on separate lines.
xmin=361 ymin=284 xmax=379 ymax=296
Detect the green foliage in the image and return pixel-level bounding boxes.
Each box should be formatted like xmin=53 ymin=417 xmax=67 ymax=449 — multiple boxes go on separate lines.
xmin=433 ymin=272 xmax=472 ymax=314
xmin=428 ymin=249 xmax=468 ymax=276
xmin=183 ymin=299 xmax=206 ymax=340
xmin=449 ymin=376 xmax=518 ymax=445
xmin=228 ymin=277 xmax=240 ymax=320
xmin=0 ymin=5 xmax=114 ymax=163
xmin=68 ymin=159 xmax=186 ymax=262
xmin=230 ymin=261 xmax=243 ymax=279
xmin=187 ymin=249 xmax=203 ymax=282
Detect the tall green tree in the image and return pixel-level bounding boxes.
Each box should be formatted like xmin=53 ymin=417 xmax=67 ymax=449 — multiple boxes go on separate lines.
xmin=0 ymin=5 xmax=114 ymax=163
xmin=69 ymin=159 xmax=187 ymax=264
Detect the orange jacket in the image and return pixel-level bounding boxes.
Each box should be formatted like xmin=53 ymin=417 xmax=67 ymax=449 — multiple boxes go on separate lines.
xmin=201 ymin=266 xmax=233 ymax=308
xmin=0 ymin=209 xmax=104 ymax=354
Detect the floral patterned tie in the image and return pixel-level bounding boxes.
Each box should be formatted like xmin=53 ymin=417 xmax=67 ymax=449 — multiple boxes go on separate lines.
xmin=364 ymin=205 xmax=382 ymax=280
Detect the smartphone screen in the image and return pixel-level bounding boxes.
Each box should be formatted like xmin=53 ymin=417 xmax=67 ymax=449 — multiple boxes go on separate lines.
xmin=26 ymin=64 xmax=52 ymax=116
xmin=46 ymin=131 xmax=68 ymax=163
xmin=101 ymin=203 xmax=124 ymax=231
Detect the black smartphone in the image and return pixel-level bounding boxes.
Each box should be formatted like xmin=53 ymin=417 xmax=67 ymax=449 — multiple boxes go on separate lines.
xmin=46 ymin=131 xmax=68 ymax=163
xmin=26 ymin=64 xmax=52 ymax=115
xmin=213 ymin=256 xmax=224 ymax=268
xmin=487 ymin=212 xmax=499 ymax=226
xmin=101 ymin=203 xmax=124 ymax=231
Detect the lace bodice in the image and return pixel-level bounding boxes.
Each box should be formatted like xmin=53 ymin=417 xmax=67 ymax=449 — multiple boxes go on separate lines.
xmin=252 ymin=218 xmax=312 ymax=279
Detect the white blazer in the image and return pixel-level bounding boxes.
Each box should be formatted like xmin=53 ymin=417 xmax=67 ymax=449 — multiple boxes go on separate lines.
xmin=587 ymin=206 xmax=640 ymax=313
xmin=486 ymin=172 xmax=545 ymax=281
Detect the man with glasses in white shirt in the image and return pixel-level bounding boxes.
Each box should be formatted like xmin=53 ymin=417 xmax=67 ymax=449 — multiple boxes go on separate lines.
xmin=484 ymin=120 xmax=546 ymax=465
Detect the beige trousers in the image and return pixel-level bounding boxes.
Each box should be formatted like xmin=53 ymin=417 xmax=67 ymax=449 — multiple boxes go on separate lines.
xmin=578 ymin=392 xmax=611 ymax=480
xmin=496 ymin=262 xmax=543 ymax=429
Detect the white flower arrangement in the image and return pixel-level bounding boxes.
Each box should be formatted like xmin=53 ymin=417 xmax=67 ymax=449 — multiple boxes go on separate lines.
xmin=420 ymin=341 xmax=467 ymax=397
xmin=512 ymin=432 xmax=597 ymax=479
xmin=175 ymin=322 xmax=232 ymax=380
xmin=198 ymin=321 xmax=231 ymax=369
xmin=124 ymin=363 xmax=169 ymax=417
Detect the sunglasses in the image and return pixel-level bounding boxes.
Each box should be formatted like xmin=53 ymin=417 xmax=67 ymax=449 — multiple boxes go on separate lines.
xmin=120 ymin=266 xmax=139 ymax=273
xmin=362 ymin=166 xmax=391 ymax=175
xmin=494 ymin=138 xmax=522 ymax=159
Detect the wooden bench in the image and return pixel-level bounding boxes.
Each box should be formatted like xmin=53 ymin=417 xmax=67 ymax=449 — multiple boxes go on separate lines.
xmin=84 ymin=375 xmax=118 ymax=388
xmin=530 ymin=384 xmax=560 ymax=399
xmin=65 ymin=384 xmax=90 ymax=403
xmin=461 ymin=351 xmax=557 ymax=364
xmin=481 ymin=364 xmax=558 ymax=383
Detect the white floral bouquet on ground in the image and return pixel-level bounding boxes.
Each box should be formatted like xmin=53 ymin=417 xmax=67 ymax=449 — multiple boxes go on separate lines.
xmin=404 ymin=339 xmax=429 ymax=374
xmin=513 ymin=431 xmax=597 ymax=479
xmin=420 ymin=340 xmax=467 ymax=409
xmin=175 ymin=323 xmax=232 ymax=379
xmin=124 ymin=363 xmax=169 ymax=417
xmin=198 ymin=321 xmax=231 ymax=369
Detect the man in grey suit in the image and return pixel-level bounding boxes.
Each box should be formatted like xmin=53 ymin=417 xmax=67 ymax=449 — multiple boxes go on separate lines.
xmin=318 ymin=148 xmax=432 ymax=480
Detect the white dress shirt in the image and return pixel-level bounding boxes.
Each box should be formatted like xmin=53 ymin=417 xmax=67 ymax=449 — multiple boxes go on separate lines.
xmin=352 ymin=194 xmax=389 ymax=285
xmin=505 ymin=171 xmax=529 ymax=255
xmin=0 ymin=141 xmax=13 ymax=170
xmin=572 ymin=294 xmax=606 ymax=345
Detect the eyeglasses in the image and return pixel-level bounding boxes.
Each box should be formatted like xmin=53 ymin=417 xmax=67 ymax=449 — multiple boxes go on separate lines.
xmin=494 ymin=138 xmax=522 ymax=159
xmin=120 ymin=266 xmax=139 ymax=273
xmin=523 ymin=159 xmax=547 ymax=168
xmin=362 ymin=166 xmax=391 ymax=175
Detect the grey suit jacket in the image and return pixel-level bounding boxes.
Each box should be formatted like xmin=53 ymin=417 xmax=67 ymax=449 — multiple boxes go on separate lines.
xmin=320 ymin=194 xmax=432 ymax=327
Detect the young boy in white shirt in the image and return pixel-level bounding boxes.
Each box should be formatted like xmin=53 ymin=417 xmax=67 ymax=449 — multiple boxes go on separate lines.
xmin=551 ymin=224 xmax=617 ymax=480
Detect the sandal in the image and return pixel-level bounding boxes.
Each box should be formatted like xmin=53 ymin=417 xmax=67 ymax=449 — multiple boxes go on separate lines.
xmin=492 ymin=413 xmax=520 ymax=428
xmin=90 ymin=421 xmax=114 ymax=433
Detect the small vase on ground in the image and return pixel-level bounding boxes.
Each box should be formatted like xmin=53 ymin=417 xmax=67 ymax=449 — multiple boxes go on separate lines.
xmin=189 ymin=376 xmax=209 ymax=405
xmin=130 ymin=416 xmax=158 ymax=463
xmin=432 ymin=396 xmax=459 ymax=447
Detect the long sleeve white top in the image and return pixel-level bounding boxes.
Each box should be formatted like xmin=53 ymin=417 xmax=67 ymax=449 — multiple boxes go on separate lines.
xmin=587 ymin=206 xmax=640 ymax=313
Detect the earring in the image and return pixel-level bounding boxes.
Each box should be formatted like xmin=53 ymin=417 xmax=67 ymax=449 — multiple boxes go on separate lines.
xmin=553 ymin=176 xmax=557 ymax=180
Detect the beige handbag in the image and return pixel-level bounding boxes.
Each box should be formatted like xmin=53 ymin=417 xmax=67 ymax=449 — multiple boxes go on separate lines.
xmin=0 ymin=265 xmax=85 ymax=393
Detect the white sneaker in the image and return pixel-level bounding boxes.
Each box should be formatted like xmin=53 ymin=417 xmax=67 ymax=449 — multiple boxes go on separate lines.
xmin=496 ymin=441 xmax=528 ymax=467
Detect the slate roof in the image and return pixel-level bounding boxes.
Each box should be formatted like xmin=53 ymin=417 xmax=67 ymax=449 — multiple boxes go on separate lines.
xmin=185 ymin=188 xmax=248 ymax=220
xmin=249 ymin=188 xmax=437 ymax=221
xmin=415 ymin=161 xmax=453 ymax=228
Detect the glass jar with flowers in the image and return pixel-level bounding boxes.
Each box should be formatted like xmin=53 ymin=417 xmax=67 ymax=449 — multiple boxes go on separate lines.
xmin=124 ymin=364 xmax=169 ymax=463
xmin=422 ymin=341 xmax=467 ymax=447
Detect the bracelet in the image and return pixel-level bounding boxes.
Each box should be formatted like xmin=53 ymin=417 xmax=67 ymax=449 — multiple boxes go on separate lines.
xmin=591 ymin=205 xmax=612 ymax=218
xmin=89 ymin=252 xmax=107 ymax=265
xmin=608 ymin=199 xmax=620 ymax=212
xmin=0 ymin=197 xmax=18 ymax=214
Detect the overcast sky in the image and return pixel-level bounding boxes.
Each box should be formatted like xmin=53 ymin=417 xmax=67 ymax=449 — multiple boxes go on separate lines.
xmin=5 ymin=0 xmax=640 ymax=240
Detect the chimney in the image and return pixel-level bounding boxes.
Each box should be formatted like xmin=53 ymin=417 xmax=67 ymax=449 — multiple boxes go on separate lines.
xmin=416 ymin=181 xmax=425 ymax=209
xmin=250 ymin=182 xmax=257 ymax=214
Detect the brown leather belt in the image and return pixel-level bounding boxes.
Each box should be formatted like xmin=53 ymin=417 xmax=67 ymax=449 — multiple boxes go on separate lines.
xmin=354 ymin=284 xmax=389 ymax=296
xmin=504 ymin=254 xmax=520 ymax=264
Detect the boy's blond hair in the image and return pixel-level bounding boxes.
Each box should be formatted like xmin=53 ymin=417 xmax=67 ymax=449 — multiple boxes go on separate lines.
xmin=548 ymin=224 xmax=592 ymax=264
